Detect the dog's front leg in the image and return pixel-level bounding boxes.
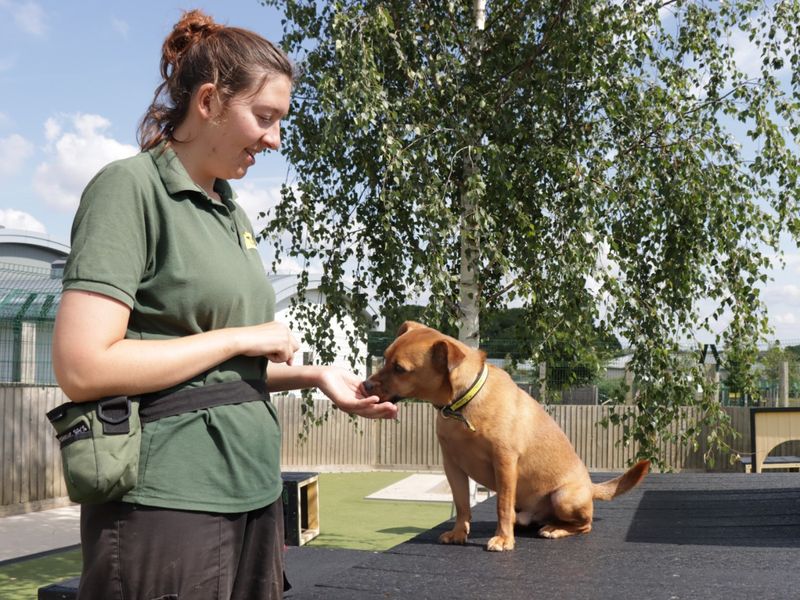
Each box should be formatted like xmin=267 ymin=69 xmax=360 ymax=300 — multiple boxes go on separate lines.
xmin=487 ymin=453 xmax=518 ymax=551
xmin=439 ymin=453 xmax=471 ymax=545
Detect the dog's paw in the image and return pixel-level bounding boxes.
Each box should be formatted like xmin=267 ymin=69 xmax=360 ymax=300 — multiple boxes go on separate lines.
xmin=439 ymin=530 xmax=469 ymax=545
xmin=486 ymin=535 xmax=515 ymax=551
xmin=538 ymin=525 xmax=567 ymax=539
xmin=539 ymin=525 xmax=592 ymax=540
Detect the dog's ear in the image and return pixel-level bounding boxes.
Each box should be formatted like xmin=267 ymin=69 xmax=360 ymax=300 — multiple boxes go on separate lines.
xmin=432 ymin=339 xmax=466 ymax=373
xmin=396 ymin=320 xmax=426 ymax=337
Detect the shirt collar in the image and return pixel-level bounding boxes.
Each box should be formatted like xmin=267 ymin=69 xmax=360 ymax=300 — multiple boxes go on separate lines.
xmin=148 ymin=142 xmax=237 ymax=205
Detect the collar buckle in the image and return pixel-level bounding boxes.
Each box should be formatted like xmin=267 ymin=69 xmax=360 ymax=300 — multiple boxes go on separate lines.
xmin=439 ymin=364 xmax=489 ymax=432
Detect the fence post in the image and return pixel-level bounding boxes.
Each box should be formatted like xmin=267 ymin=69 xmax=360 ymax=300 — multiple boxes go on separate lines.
xmin=374 ymin=418 xmax=382 ymax=467
xmin=538 ymin=362 xmax=547 ymax=402
xmin=624 ymin=365 xmax=634 ymax=404
xmin=705 ymin=364 xmax=720 ymax=402
xmin=20 ymin=322 xmax=37 ymax=384
xmin=779 ymin=360 xmax=789 ymax=407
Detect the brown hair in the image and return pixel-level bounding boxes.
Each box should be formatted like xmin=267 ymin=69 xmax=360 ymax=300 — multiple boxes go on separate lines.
xmin=137 ymin=9 xmax=294 ymax=151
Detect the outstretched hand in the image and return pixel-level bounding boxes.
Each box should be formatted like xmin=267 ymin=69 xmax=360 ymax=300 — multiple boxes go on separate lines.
xmin=317 ymin=366 xmax=398 ymax=419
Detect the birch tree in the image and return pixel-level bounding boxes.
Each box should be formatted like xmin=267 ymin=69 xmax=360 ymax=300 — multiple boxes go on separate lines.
xmin=260 ymin=0 xmax=800 ymax=466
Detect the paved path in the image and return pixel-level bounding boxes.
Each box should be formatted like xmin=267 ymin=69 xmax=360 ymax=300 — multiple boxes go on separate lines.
xmin=0 ymin=472 xmax=460 ymax=565
xmin=0 ymin=505 xmax=80 ymax=564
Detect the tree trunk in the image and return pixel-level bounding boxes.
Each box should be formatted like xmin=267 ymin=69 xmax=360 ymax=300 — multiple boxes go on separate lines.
xmin=457 ymin=0 xmax=486 ymax=350
xmin=458 ymin=155 xmax=480 ymax=348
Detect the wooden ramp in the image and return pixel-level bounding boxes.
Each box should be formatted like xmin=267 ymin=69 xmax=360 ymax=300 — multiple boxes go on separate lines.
xmin=749 ymin=407 xmax=800 ymax=473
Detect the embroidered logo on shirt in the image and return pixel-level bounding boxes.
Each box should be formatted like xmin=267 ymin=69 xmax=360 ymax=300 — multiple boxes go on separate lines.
xmin=242 ymin=232 xmax=258 ymax=250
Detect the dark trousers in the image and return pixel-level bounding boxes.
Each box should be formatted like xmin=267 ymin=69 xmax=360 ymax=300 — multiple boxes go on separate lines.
xmin=77 ymin=498 xmax=285 ymax=600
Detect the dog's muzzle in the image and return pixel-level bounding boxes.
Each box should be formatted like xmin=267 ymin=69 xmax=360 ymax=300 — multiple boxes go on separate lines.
xmin=363 ymin=380 xmax=403 ymax=404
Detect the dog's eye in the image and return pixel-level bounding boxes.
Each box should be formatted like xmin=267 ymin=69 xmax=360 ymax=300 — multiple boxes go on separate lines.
xmin=393 ymin=363 xmax=407 ymax=374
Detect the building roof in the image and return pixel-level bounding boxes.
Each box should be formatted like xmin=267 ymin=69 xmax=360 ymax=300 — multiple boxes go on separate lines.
xmin=0 ymin=228 xmax=69 ymax=255
xmin=270 ymin=273 xmax=384 ymax=329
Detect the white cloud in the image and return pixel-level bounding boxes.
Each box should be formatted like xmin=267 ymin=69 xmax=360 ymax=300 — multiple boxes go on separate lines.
xmin=0 ymin=0 xmax=47 ymax=36
xmin=266 ymin=255 xmax=309 ymax=275
xmin=767 ymin=311 xmax=800 ymax=343
xmin=233 ymin=181 xmax=327 ymax=276
xmin=232 ymin=180 xmax=283 ymax=232
xmin=0 ymin=55 xmax=15 ymax=72
xmin=0 ymin=133 xmax=34 ymax=175
xmin=43 ymin=117 xmax=60 ymax=142
xmin=111 ymin=17 xmax=129 ymax=39
xmin=33 ymin=113 xmax=137 ymax=211
xmin=0 ymin=208 xmax=45 ymax=233
xmin=781 ymin=252 xmax=800 ymax=275
xmin=233 ymin=180 xmax=303 ymax=272
xmin=762 ymin=283 xmax=800 ymax=304
xmin=773 ymin=312 xmax=798 ymax=325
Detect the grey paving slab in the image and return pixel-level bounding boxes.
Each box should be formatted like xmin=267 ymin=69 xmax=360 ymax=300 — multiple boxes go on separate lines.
xmin=0 ymin=505 xmax=80 ymax=564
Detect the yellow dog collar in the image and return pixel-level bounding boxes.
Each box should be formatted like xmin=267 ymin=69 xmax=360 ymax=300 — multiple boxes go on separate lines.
xmin=440 ymin=364 xmax=489 ymax=431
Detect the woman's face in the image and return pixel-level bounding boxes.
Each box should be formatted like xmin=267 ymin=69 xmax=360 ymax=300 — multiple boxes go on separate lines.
xmin=205 ymin=74 xmax=292 ymax=181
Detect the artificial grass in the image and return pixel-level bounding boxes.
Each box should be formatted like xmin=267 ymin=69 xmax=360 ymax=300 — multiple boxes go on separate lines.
xmin=0 ymin=548 xmax=81 ymax=600
xmin=308 ymin=471 xmax=452 ymax=551
xmin=0 ymin=471 xmax=452 ymax=599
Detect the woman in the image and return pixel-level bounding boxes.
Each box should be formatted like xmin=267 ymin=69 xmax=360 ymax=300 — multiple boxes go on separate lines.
xmin=52 ymin=9 xmax=397 ymax=600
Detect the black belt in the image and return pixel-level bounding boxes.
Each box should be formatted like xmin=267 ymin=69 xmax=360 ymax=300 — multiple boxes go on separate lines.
xmin=138 ymin=379 xmax=268 ymax=423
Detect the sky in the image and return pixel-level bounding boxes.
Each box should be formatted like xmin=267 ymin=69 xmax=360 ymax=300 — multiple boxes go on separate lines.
xmin=0 ymin=0 xmax=289 ymax=246
xmin=1 ymin=0 xmax=799 ymax=343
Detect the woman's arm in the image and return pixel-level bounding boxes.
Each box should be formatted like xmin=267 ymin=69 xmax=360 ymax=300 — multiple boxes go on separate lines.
xmin=267 ymin=363 xmax=398 ymax=419
xmin=53 ymin=290 xmax=299 ymax=402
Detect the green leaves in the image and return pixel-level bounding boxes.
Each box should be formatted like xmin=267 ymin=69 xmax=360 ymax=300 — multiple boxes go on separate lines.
xmin=261 ymin=0 xmax=800 ymax=464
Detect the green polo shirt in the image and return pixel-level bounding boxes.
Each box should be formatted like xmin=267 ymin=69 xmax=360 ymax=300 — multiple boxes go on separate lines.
xmin=62 ymin=144 xmax=281 ymax=513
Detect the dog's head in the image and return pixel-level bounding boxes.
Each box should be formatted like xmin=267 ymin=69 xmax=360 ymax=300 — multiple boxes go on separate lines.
xmin=364 ymin=321 xmax=483 ymax=407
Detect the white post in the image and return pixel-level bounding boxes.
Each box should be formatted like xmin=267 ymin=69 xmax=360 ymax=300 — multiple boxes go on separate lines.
xmin=624 ymin=365 xmax=634 ymax=404
xmin=20 ymin=322 xmax=36 ymax=384
xmin=779 ymin=360 xmax=789 ymax=407
xmin=538 ymin=362 xmax=547 ymax=402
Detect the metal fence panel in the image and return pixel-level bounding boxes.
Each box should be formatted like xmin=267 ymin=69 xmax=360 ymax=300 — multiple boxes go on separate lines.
xmin=0 ymin=263 xmax=61 ymax=386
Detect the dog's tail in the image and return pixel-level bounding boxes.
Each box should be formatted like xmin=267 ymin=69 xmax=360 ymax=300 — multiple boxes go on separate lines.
xmin=592 ymin=460 xmax=650 ymax=501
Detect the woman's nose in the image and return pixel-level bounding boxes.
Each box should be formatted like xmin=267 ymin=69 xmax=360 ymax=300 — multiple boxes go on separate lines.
xmin=262 ymin=122 xmax=281 ymax=151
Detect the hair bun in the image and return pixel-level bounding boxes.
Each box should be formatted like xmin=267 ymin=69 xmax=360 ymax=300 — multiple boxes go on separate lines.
xmin=162 ymin=9 xmax=222 ymax=72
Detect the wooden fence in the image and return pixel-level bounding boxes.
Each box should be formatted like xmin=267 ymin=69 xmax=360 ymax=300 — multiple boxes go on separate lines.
xmin=276 ymin=396 xmax=755 ymax=472
xmin=0 ymin=385 xmax=785 ymax=512
xmin=1 ymin=386 xmax=69 ymax=512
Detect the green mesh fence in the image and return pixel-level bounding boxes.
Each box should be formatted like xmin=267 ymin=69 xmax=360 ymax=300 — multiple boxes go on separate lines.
xmin=0 ymin=262 xmax=62 ymax=385
xmin=2 ymin=260 xmax=798 ymax=400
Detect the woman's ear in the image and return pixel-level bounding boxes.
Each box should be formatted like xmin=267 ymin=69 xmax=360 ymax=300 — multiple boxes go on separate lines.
xmin=194 ymin=83 xmax=221 ymax=120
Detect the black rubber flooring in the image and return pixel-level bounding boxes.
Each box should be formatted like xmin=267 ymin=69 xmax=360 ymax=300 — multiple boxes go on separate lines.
xmin=287 ymin=473 xmax=800 ymax=600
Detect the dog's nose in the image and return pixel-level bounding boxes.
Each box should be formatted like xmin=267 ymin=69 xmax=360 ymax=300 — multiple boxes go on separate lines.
xmin=363 ymin=380 xmax=376 ymax=393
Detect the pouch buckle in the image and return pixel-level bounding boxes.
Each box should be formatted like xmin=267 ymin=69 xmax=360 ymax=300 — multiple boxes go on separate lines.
xmin=97 ymin=396 xmax=131 ymax=435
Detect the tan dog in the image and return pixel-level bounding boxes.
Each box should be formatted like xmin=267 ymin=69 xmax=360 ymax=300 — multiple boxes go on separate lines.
xmin=364 ymin=321 xmax=650 ymax=552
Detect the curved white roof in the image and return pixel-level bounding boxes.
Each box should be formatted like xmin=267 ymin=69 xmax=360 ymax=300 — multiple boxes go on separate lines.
xmin=0 ymin=228 xmax=70 ymax=256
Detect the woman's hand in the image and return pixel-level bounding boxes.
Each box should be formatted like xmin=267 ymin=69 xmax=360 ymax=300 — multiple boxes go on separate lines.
xmin=236 ymin=321 xmax=300 ymax=365
xmin=317 ymin=366 xmax=398 ymax=420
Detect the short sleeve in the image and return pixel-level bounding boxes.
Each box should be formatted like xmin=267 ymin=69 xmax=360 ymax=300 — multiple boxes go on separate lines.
xmin=62 ymin=159 xmax=151 ymax=308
